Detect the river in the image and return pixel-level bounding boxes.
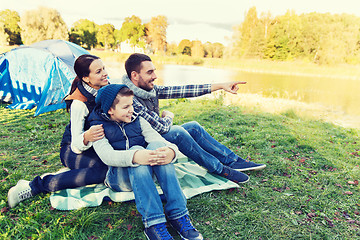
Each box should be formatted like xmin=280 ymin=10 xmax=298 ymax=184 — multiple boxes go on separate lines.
xmin=107 ymin=62 xmax=360 ymax=129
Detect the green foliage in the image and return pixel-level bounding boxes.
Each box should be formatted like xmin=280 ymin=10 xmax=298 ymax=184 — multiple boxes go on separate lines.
xmin=97 ymin=24 xmax=116 ymax=49
xmin=69 ymin=19 xmax=98 ymax=49
xmin=230 ymin=7 xmax=360 ymax=65
xmin=118 ymin=15 xmax=146 ymax=50
xmin=0 ymin=9 xmax=21 ymax=45
xmin=19 ymin=7 xmax=68 ymax=45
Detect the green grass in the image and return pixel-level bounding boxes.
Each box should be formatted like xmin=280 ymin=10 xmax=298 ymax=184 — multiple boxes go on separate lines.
xmin=1 ymin=99 xmax=359 ymax=239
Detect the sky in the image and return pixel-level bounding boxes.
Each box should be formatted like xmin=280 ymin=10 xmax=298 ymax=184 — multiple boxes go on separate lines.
xmin=1 ymin=0 xmax=360 ymax=45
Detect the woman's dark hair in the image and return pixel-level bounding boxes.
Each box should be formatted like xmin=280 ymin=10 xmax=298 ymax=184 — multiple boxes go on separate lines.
xmin=69 ymin=54 xmax=100 ymax=96
xmin=65 ymin=54 xmax=100 ymax=111
xmin=125 ymin=53 xmax=152 ymax=78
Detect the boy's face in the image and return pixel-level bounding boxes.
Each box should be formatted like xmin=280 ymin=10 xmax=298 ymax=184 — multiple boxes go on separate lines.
xmin=107 ymin=95 xmax=134 ymax=123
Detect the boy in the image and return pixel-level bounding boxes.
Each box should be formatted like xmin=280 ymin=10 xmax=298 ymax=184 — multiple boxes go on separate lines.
xmin=88 ymin=84 xmax=203 ymax=240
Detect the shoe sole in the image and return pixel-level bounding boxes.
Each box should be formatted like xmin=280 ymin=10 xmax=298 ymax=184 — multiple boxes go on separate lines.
xmin=234 ymin=164 xmax=266 ymax=172
xmin=7 ymin=185 xmax=17 ymax=208
xmin=7 ymin=180 xmax=31 ymax=208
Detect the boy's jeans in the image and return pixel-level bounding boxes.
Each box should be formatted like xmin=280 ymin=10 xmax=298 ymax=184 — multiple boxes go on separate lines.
xmin=162 ymin=121 xmax=243 ymax=174
xmin=105 ymin=142 xmax=188 ymax=228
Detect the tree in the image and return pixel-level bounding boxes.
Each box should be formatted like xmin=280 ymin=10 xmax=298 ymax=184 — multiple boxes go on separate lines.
xmin=191 ymin=40 xmax=204 ymax=58
xmin=0 ymin=22 xmax=7 ymax=45
xmin=20 ymin=7 xmax=68 ymax=45
xmin=97 ymin=23 xmax=115 ymax=49
xmin=118 ymin=15 xmax=146 ymax=50
xmin=230 ymin=6 xmax=259 ymax=57
xmin=204 ymin=42 xmax=224 ymax=58
xmin=146 ymin=15 xmax=168 ymax=54
xmin=0 ymin=9 xmax=21 ymax=45
xmin=69 ymin=19 xmax=98 ymax=49
xmin=178 ymin=39 xmax=192 ymax=56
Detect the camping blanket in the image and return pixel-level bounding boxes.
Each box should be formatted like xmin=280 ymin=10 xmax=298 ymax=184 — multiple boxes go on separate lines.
xmin=50 ymin=157 xmax=239 ymax=210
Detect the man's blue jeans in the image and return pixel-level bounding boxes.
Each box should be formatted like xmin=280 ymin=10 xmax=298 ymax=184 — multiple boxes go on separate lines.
xmin=105 ymin=142 xmax=188 ymax=228
xmin=162 ymin=121 xmax=242 ymax=174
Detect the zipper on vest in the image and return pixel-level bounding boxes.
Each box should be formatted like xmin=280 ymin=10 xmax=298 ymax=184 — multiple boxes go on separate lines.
xmin=116 ymin=122 xmax=129 ymax=150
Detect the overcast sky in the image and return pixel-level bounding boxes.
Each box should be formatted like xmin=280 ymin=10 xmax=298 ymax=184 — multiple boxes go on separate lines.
xmin=1 ymin=0 xmax=360 ymax=45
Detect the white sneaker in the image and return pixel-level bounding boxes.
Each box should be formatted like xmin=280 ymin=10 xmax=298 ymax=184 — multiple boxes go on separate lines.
xmin=8 ymin=180 xmax=33 ymax=208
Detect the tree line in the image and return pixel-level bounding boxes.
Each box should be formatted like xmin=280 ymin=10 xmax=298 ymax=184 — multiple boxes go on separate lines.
xmin=1 ymin=6 xmax=360 ymax=64
xmin=227 ymin=7 xmax=360 ymax=65
xmin=0 ymin=7 xmax=223 ymax=58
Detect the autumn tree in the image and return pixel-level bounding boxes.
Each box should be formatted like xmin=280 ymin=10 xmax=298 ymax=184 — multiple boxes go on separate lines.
xmin=20 ymin=7 xmax=68 ymax=45
xmin=118 ymin=15 xmax=146 ymax=50
xmin=146 ymin=15 xmax=168 ymax=54
xmin=191 ymin=40 xmax=204 ymax=58
xmin=0 ymin=9 xmax=21 ymax=45
xmin=97 ymin=23 xmax=116 ymax=49
xmin=178 ymin=39 xmax=192 ymax=56
xmin=230 ymin=6 xmax=259 ymax=57
xmin=0 ymin=22 xmax=7 ymax=45
xmin=69 ymin=19 xmax=98 ymax=49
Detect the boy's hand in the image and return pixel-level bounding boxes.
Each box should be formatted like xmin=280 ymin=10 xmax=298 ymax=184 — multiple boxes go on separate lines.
xmin=152 ymin=147 xmax=175 ymax=165
xmin=161 ymin=110 xmax=174 ymax=119
xmin=132 ymin=149 xmax=159 ymax=165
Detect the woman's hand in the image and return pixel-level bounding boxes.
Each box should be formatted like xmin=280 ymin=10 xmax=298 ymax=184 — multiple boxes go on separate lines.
xmin=83 ymin=124 xmax=104 ymax=145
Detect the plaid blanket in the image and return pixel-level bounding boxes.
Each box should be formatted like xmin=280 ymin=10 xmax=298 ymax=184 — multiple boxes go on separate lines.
xmin=50 ymin=156 xmax=239 ymax=210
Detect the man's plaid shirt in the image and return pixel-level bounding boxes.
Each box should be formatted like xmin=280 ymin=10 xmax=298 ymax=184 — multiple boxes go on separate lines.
xmin=133 ymin=84 xmax=212 ymax=134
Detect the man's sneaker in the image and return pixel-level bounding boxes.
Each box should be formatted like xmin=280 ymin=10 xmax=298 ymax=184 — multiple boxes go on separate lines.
xmin=229 ymin=158 xmax=266 ymax=172
xmin=220 ymin=165 xmax=249 ymax=183
xmin=144 ymin=222 xmax=174 ymax=240
xmin=8 ymin=180 xmax=33 ymax=208
xmin=169 ymin=215 xmax=203 ymax=240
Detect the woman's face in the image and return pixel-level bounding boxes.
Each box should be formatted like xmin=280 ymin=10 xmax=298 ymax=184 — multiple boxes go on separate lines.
xmin=83 ymin=59 xmax=109 ymax=89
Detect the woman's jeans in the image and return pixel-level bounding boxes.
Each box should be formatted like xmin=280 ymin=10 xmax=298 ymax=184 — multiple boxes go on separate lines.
xmin=105 ymin=142 xmax=188 ymax=228
xmin=29 ymin=144 xmax=108 ymax=195
xmin=162 ymin=121 xmax=243 ymax=174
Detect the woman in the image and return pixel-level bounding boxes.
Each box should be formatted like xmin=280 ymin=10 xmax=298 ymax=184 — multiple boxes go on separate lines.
xmin=8 ymin=54 xmax=109 ymax=208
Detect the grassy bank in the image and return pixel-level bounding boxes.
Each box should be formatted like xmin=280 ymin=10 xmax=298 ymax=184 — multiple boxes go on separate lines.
xmin=1 ymin=99 xmax=359 ymax=239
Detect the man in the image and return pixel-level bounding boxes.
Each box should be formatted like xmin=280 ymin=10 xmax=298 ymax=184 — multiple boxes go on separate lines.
xmin=122 ymin=53 xmax=266 ymax=184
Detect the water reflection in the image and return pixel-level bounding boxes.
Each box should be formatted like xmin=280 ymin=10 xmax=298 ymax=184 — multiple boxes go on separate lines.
xmin=157 ymin=64 xmax=360 ymax=117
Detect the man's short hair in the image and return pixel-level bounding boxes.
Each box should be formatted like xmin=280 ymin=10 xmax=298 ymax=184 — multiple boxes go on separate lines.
xmin=125 ymin=53 xmax=152 ymax=78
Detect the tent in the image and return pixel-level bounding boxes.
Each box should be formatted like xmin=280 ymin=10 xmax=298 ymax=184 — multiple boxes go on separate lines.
xmin=0 ymin=39 xmax=89 ymax=116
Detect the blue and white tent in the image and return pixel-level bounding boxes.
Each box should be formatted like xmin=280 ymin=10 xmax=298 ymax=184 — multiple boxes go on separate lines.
xmin=0 ymin=39 xmax=89 ymax=116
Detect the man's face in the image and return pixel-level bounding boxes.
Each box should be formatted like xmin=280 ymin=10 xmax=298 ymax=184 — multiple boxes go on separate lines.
xmin=135 ymin=61 xmax=157 ymax=91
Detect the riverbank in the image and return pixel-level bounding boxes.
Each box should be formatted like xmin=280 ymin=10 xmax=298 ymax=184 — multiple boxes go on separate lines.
xmin=91 ymin=50 xmax=360 ymax=80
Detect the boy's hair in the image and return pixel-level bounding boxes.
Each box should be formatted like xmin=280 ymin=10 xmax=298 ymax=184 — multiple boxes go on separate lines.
xmin=125 ymin=53 xmax=152 ymax=78
xmin=110 ymin=87 xmax=134 ymax=109
xmin=95 ymin=84 xmax=133 ymax=113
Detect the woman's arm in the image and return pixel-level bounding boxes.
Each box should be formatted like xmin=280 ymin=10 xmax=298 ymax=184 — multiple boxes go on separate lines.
xmin=69 ymin=100 xmax=92 ymax=153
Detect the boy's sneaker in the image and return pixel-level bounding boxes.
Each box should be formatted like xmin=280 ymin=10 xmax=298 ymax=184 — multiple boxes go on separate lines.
xmin=220 ymin=165 xmax=249 ymax=183
xmin=144 ymin=222 xmax=174 ymax=240
xmin=229 ymin=159 xmax=266 ymax=172
xmin=8 ymin=180 xmax=33 ymax=208
xmin=169 ymin=215 xmax=203 ymax=240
